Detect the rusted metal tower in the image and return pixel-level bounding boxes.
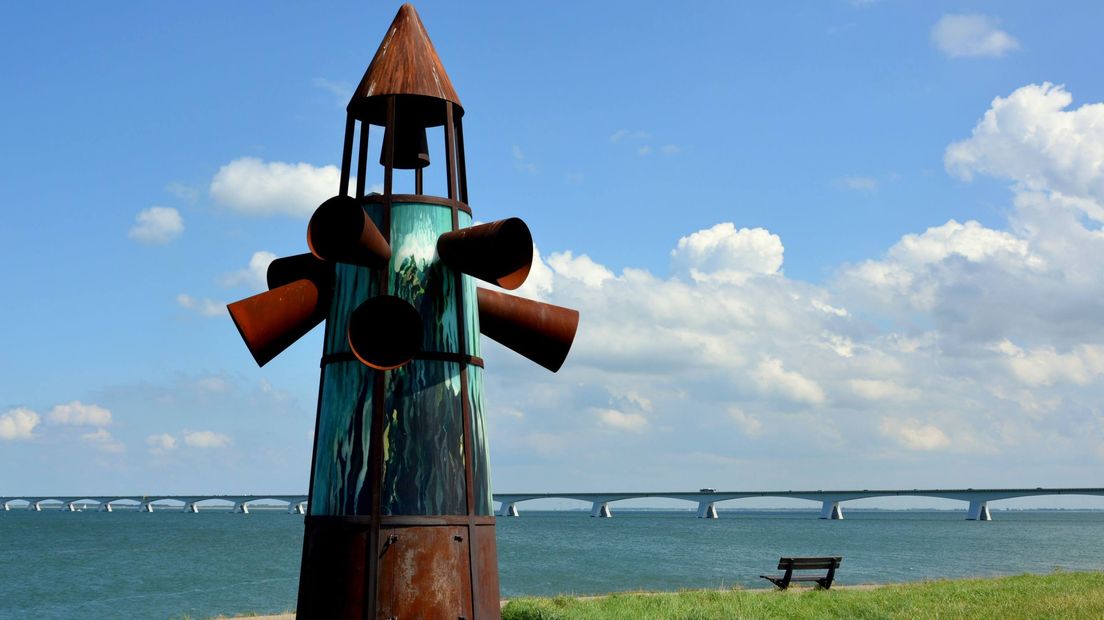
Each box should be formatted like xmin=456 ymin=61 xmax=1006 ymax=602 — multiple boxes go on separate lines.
xmin=225 ymin=4 xmax=579 ymax=619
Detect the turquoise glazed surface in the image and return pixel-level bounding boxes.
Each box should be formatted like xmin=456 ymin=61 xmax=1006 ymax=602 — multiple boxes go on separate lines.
xmin=308 ymin=199 xmax=489 ymax=517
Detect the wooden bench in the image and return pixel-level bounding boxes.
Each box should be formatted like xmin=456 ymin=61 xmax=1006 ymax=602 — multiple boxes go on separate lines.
xmin=760 ymin=556 xmax=842 ymax=590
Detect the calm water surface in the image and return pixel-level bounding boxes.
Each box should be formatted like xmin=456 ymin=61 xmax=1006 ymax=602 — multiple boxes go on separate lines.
xmin=2 ymin=508 xmax=1103 ymax=619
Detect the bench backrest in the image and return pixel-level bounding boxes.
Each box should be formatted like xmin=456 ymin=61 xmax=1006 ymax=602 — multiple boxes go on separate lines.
xmin=777 ymin=556 xmax=842 ymax=570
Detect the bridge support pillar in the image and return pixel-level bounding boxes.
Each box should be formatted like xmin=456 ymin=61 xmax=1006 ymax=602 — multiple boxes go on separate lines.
xmin=967 ymin=500 xmax=991 ymax=521
xmin=697 ymin=501 xmax=718 ymax=519
xmin=29 ymin=501 xmax=41 ymax=512
xmin=499 ymin=502 xmax=519 ymax=517
xmin=819 ymin=501 xmax=844 ymax=520
xmin=590 ymin=501 xmax=612 ymax=518
xmin=184 ymin=502 xmax=199 ymax=513
xmin=234 ymin=502 xmax=250 ymax=514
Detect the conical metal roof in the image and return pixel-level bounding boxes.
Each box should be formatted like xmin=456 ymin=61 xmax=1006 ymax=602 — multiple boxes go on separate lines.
xmin=349 ymin=4 xmax=462 ymax=126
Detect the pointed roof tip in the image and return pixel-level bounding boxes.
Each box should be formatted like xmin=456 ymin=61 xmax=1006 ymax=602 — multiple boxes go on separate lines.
xmin=348 ymin=3 xmax=462 ymax=125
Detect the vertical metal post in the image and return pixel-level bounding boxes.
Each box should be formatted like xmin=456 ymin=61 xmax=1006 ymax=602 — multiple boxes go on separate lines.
xmin=356 ymin=122 xmax=369 ymax=197
xmin=456 ymin=117 xmax=469 ymax=204
xmin=340 ymin=115 xmax=355 ymax=197
xmin=444 ymin=103 xmax=458 ymax=201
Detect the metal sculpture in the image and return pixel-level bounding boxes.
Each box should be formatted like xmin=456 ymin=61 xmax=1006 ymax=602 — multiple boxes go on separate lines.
xmin=226 ymin=4 xmax=579 ymax=619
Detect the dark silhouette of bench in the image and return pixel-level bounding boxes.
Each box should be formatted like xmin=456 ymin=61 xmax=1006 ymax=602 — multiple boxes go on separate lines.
xmin=760 ymin=556 xmax=842 ymax=590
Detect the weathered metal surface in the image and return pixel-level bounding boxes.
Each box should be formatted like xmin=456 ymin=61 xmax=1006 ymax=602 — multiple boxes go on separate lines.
xmin=308 ymin=195 xmax=391 ymax=267
xmin=376 ymin=525 xmax=473 ymax=620
xmin=476 ymin=288 xmax=580 ymax=372
xmin=348 ymin=295 xmax=422 ymax=370
xmin=471 ymin=524 xmax=501 ymax=618
xmin=297 ymin=517 xmax=369 ymax=619
xmin=349 ymin=4 xmax=463 ymax=126
xmin=227 ymin=279 xmax=328 ymax=367
xmin=438 ymin=218 xmax=533 ymax=290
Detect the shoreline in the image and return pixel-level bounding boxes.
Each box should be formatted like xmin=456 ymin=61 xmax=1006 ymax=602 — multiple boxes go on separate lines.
xmin=220 ymin=575 xmax=1073 ymax=619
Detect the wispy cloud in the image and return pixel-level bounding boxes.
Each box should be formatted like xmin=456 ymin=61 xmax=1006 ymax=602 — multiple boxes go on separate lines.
xmin=512 ymin=145 xmax=536 ymax=173
xmin=836 ymin=175 xmax=879 ymax=192
xmin=219 ymin=251 xmax=276 ymax=291
xmin=183 ymin=430 xmax=232 ymax=448
xmin=177 ymin=294 xmax=226 ymax=317
xmin=610 ymin=129 xmax=681 ymax=157
xmin=81 ymin=428 xmax=125 ymax=453
xmin=147 ymin=433 xmax=177 ymax=454
xmin=312 ymin=77 xmax=353 ymax=104
xmin=932 ymin=14 xmax=1020 ymax=58
xmin=610 ymin=129 xmax=649 ymax=143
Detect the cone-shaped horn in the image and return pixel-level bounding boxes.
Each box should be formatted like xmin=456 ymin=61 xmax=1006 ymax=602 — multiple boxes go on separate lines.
xmin=380 ymin=117 xmax=430 ymax=170
xmin=267 ymin=253 xmax=334 ymax=291
xmin=477 ymin=288 xmax=579 ymax=372
xmin=307 ymin=196 xmax=391 ymax=267
xmin=228 ymin=279 xmax=329 ymax=367
xmin=347 ymin=295 xmax=422 ymax=370
xmin=437 ymin=218 xmax=533 ymax=290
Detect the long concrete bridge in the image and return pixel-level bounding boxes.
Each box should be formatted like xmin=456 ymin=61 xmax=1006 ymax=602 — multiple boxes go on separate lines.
xmin=0 ymin=495 xmax=307 ymax=514
xmin=492 ymin=487 xmax=1104 ymax=521
xmin=6 ymin=488 xmax=1103 ymax=521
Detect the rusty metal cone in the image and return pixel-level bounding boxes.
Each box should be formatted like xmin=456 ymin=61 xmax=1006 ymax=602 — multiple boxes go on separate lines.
xmin=347 ymin=295 xmax=422 ymax=370
xmin=476 ymin=288 xmax=579 ymax=372
xmin=308 ymin=195 xmax=391 ymax=267
xmin=227 ymin=279 xmax=329 ymax=367
xmin=268 ymin=253 xmax=334 ymax=290
xmin=437 ymin=218 xmax=533 ymax=290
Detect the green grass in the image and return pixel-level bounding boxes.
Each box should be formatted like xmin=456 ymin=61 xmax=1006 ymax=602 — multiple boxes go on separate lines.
xmin=501 ymin=572 xmax=1104 ymax=619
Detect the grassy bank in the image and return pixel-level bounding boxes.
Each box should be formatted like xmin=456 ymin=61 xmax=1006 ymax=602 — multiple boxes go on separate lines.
xmin=501 ymin=572 xmax=1104 ymax=619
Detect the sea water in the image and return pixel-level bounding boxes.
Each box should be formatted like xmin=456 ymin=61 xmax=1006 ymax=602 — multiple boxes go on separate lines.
xmin=2 ymin=508 xmax=1103 ymax=619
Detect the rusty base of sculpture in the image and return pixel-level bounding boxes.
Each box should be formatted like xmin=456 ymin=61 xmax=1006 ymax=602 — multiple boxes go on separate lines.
xmin=297 ymin=516 xmax=500 ymax=619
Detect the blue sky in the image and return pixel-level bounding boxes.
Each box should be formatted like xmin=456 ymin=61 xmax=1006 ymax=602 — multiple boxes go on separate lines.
xmin=3 ymin=2 xmax=1104 ymax=508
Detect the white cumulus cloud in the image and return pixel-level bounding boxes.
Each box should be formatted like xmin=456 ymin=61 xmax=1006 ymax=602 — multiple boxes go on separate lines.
xmin=931 ymin=14 xmax=1020 ymax=58
xmin=546 ymin=252 xmax=614 ymax=288
xmin=671 ymin=223 xmax=783 ymax=282
xmin=754 ymin=358 xmax=827 ymax=405
xmin=48 ymin=401 xmax=112 ymax=426
xmin=128 ymin=206 xmax=183 ymax=244
xmin=0 ymin=407 xmax=39 ymax=440
xmin=210 ymin=157 xmax=339 ymax=217
xmin=946 ymin=83 xmax=1104 ymax=212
